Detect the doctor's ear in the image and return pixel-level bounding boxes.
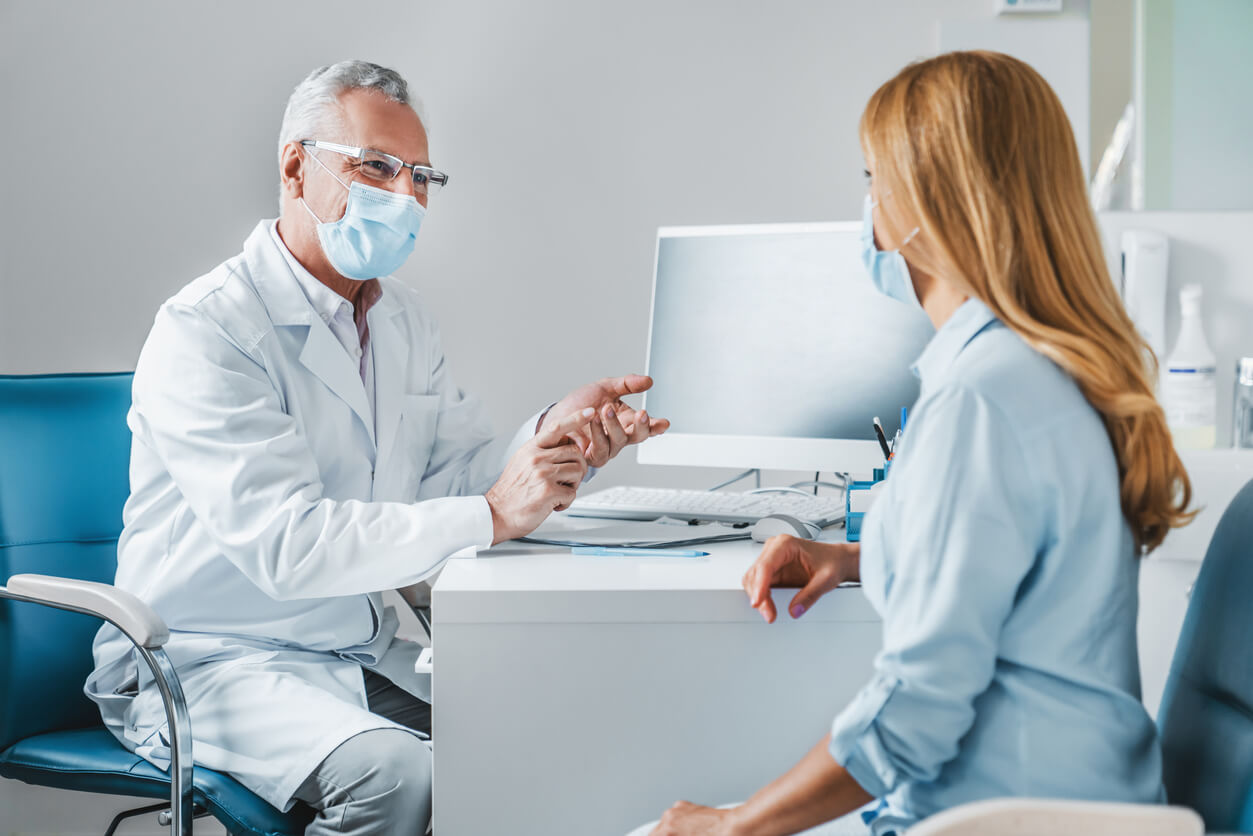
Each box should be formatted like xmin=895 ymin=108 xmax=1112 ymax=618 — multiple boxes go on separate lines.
xmin=279 ymin=142 xmax=305 ymax=199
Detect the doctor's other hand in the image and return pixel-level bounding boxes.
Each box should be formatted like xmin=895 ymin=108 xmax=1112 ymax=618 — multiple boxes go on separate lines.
xmin=742 ymin=538 xmax=861 ymax=624
xmin=486 ymin=408 xmax=594 ymax=545
xmin=542 ymin=374 xmax=671 ymax=468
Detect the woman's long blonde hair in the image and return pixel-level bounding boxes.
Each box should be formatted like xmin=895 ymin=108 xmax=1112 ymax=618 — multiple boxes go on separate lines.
xmin=861 ymin=50 xmax=1193 ymax=553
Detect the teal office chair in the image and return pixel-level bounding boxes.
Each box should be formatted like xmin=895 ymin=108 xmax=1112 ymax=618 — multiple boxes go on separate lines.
xmin=1156 ymin=474 xmax=1253 ymax=833
xmin=0 ymin=373 xmax=313 ymax=835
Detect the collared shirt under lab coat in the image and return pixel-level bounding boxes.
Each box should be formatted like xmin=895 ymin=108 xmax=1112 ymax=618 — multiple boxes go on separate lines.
xmin=829 ymin=299 xmax=1164 ymax=834
xmin=271 ymin=221 xmax=380 ymax=399
xmin=87 ymin=220 xmax=540 ymax=810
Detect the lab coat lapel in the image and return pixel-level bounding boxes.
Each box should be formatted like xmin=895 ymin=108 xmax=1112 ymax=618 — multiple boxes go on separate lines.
xmin=371 ymin=295 xmax=408 ymax=472
xmin=244 ymin=221 xmax=376 ymax=445
xmin=298 ymin=322 xmax=376 ymax=446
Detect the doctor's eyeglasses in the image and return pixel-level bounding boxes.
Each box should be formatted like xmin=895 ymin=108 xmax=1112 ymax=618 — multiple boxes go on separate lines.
xmin=300 ymin=140 xmax=449 ymax=196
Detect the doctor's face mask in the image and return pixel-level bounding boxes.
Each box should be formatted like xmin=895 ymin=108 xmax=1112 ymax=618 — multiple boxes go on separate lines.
xmin=299 ymin=151 xmax=425 ymax=280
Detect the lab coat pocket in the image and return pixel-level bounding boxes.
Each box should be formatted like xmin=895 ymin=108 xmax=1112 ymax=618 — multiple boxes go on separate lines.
xmin=398 ymin=394 xmax=441 ymax=494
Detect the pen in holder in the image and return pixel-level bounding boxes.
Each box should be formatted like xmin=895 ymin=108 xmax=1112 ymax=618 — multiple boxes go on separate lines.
xmin=845 ymin=467 xmax=886 ymax=543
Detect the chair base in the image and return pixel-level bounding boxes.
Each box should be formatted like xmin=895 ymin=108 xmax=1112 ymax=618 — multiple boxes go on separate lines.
xmin=105 ymin=801 xmax=215 ymax=836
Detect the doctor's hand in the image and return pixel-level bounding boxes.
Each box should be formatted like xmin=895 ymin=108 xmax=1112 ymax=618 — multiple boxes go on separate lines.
xmin=542 ymin=374 xmax=671 ymax=468
xmin=486 ymin=408 xmax=594 ymax=545
xmin=742 ymin=539 xmax=860 ymax=624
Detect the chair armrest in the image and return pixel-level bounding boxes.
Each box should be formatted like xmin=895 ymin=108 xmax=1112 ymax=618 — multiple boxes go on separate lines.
xmin=0 ymin=574 xmax=193 ymax=832
xmin=910 ymin=798 xmax=1203 ymax=836
xmin=3 ymin=574 xmax=169 ymax=648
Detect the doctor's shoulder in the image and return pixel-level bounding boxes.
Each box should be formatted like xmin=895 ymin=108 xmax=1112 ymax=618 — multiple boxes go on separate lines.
xmin=150 ymin=255 xmax=272 ymax=360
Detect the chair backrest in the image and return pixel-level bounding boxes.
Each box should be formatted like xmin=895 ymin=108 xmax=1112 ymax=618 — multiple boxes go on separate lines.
xmin=0 ymin=373 xmax=133 ymax=752
xmin=1157 ymin=476 xmax=1253 ymax=833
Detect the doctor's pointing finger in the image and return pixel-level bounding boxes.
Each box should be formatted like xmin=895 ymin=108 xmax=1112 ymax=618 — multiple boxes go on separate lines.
xmin=544 ymin=374 xmax=671 ymax=467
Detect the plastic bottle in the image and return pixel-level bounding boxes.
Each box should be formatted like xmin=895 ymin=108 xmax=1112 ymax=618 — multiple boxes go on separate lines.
xmin=1160 ymin=284 xmax=1217 ymax=449
xmin=1234 ymin=358 xmax=1253 ymax=448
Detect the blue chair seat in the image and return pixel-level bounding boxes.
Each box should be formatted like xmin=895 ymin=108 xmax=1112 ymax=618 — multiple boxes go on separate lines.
xmin=0 ymin=727 xmax=313 ymax=836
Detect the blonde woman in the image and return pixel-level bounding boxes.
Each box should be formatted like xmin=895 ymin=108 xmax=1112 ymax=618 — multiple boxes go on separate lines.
xmin=642 ymin=51 xmax=1193 ymax=836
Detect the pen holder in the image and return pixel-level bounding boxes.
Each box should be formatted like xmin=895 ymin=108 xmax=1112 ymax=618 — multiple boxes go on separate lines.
xmin=845 ymin=467 xmax=886 ymax=543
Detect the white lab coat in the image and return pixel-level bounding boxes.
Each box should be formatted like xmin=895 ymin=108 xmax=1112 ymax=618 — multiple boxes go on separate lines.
xmin=87 ymin=220 xmax=538 ymax=809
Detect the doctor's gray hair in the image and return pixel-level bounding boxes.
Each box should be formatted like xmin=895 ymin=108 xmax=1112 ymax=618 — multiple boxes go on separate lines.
xmin=277 ymin=60 xmax=425 ymax=160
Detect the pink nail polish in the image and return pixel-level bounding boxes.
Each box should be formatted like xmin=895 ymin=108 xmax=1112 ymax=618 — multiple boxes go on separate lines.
xmin=790 ymin=604 xmax=806 ymax=618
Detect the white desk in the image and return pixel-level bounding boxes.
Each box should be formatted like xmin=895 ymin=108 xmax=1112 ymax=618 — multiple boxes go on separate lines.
xmin=431 ymin=519 xmax=880 ymax=836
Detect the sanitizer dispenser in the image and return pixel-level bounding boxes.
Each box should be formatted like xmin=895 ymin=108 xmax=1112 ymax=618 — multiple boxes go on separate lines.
xmin=1120 ymin=229 xmax=1169 ymax=360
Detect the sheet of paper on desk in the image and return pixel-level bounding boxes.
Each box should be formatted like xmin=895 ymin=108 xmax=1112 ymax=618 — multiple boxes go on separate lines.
xmin=529 ymin=519 xmax=744 ymax=547
xmin=555 ymin=520 xmax=741 ymax=545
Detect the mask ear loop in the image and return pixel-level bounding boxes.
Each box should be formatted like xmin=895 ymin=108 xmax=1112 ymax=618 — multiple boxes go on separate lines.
xmin=869 ymin=192 xmax=922 ymax=251
xmin=298 ymin=148 xmax=352 ymax=224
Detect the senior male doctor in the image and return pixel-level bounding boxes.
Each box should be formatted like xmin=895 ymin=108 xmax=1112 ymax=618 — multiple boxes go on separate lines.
xmin=86 ymin=60 xmax=667 ymax=835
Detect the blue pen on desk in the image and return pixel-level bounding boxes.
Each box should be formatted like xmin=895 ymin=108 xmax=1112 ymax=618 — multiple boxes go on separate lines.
xmin=571 ymin=546 xmax=710 ymax=558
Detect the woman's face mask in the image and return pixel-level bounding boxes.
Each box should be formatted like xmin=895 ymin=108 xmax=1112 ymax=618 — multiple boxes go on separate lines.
xmin=859 ymin=193 xmax=922 ymax=311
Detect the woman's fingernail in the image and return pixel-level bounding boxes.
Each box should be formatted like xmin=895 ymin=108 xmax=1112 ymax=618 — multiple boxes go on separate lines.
xmin=582 ymin=407 xmax=595 ymax=416
xmin=790 ymin=604 xmax=806 ymax=618
xmin=607 ymin=407 xmax=616 ymax=419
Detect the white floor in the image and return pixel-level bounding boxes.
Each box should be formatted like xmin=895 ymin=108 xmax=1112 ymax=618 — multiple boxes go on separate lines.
xmin=0 ymin=781 xmax=227 ymax=835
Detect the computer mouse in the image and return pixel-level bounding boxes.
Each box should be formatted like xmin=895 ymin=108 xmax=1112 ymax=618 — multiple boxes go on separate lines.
xmin=750 ymin=514 xmax=822 ymax=543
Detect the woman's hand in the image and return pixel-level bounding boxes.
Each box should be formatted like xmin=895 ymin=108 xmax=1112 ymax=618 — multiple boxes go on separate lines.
xmin=646 ymin=736 xmax=872 ymax=836
xmin=649 ymin=802 xmax=740 ymax=836
xmin=742 ymin=537 xmax=860 ymax=623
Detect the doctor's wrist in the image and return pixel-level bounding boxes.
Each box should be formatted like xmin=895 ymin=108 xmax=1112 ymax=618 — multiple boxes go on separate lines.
xmin=484 ymin=492 xmax=512 ymax=546
xmin=534 ymin=403 xmax=556 ymax=435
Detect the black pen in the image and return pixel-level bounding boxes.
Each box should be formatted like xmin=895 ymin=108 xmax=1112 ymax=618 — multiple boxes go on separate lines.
xmin=873 ymin=416 xmax=891 ymax=461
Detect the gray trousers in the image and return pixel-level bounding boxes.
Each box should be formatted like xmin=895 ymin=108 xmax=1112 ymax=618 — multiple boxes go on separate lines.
xmin=292 ymin=668 xmax=433 ymax=836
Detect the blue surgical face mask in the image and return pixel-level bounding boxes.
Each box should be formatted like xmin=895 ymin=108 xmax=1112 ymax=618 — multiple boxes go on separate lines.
xmin=860 ymin=193 xmax=922 ymax=310
xmin=300 ymin=152 xmax=425 ymax=280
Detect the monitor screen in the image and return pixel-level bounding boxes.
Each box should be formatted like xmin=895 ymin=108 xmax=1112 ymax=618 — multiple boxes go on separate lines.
xmin=639 ymin=222 xmax=935 ymax=474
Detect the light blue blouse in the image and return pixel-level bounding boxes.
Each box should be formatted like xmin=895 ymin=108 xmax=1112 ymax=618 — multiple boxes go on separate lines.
xmin=829 ymin=298 xmax=1164 ymax=834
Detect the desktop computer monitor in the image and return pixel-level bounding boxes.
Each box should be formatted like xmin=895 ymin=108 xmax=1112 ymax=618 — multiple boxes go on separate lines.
xmin=639 ymin=222 xmax=936 ymax=475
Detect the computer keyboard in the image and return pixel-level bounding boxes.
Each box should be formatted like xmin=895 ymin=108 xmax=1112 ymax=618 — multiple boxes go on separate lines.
xmin=567 ymin=486 xmax=845 ymax=526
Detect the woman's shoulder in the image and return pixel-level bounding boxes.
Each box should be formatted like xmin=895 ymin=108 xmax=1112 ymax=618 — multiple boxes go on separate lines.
xmin=940 ymin=321 xmax=1100 ymax=440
